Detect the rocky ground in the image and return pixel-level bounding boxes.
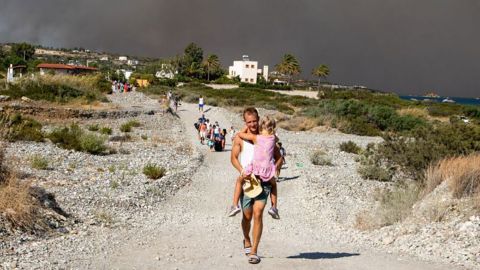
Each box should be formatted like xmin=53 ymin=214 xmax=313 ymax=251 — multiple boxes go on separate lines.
xmin=0 ymin=92 xmax=478 ymax=269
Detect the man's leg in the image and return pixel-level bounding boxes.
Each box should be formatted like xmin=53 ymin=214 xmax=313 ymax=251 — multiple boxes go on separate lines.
xmin=242 ymin=206 xmax=253 ymax=249
xmin=250 ymin=199 xmax=266 ymax=256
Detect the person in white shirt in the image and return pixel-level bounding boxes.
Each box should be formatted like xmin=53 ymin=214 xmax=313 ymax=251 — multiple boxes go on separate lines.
xmin=198 ymin=95 xmax=204 ymax=112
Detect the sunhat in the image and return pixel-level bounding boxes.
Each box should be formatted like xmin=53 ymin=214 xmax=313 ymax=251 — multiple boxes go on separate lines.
xmin=242 ymin=174 xmax=263 ymax=198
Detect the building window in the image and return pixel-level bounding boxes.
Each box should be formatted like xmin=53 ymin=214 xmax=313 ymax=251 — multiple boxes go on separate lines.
xmin=244 ymin=78 xmax=248 ymax=82
xmin=245 ymin=64 xmax=249 ymax=68
xmin=250 ymin=78 xmax=254 ymax=82
xmin=251 ymin=65 xmax=255 ymax=69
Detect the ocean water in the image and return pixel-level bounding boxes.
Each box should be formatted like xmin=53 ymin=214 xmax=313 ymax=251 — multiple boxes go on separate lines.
xmin=399 ymin=96 xmax=480 ymax=106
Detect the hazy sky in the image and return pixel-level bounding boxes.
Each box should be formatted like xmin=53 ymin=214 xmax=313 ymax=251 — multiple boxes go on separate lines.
xmin=1 ymin=0 xmax=479 ymax=97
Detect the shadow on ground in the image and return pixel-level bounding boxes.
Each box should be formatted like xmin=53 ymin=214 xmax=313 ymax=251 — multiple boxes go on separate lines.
xmin=287 ymin=252 xmax=360 ymax=260
xmin=277 ymin=175 xmax=300 ymax=182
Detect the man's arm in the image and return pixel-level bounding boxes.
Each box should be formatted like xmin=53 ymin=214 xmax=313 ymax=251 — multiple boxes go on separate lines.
xmin=231 ymin=136 xmax=243 ymax=174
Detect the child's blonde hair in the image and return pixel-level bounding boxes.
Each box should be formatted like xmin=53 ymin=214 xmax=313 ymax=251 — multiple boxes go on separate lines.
xmin=259 ymin=115 xmax=276 ymax=135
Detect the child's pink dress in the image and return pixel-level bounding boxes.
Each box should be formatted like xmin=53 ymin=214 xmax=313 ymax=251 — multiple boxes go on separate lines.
xmin=244 ymin=135 xmax=276 ymax=182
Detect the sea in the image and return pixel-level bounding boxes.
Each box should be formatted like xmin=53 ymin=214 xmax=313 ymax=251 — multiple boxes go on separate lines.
xmin=399 ymin=96 xmax=480 ymax=106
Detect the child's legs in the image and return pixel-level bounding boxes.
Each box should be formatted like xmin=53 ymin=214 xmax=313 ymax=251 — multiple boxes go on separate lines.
xmin=232 ymin=175 xmax=244 ymax=206
xmin=268 ymin=178 xmax=278 ymax=208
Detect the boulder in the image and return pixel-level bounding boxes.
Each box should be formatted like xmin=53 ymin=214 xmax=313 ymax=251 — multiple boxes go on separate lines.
xmin=0 ymin=95 xmax=10 ymax=102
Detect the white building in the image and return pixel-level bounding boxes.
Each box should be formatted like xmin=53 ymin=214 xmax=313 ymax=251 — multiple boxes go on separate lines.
xmin=118 ymin=56 xmax=128 ymax=61
xmin=228 ymin=55 xmax=268 ymax=84
xmin=155 ymin=64 xmax=177 ymax=79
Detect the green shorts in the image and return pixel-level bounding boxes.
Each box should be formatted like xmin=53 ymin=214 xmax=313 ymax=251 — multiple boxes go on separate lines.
xmin=240 ymin=183 xmax=271 ymax=210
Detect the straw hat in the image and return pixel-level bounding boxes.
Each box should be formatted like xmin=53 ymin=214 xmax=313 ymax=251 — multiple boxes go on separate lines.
xmin=242 ymin=174 xmax=263 ymax=198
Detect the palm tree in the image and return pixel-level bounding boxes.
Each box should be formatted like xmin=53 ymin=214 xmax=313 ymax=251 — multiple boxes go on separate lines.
xmin=203 ymin=54 xmax=220 ymax=81
xmin=312 ymin=64 xmax=330 ymax=90
xmin=275 ymin=54 xmax=301 ymax=85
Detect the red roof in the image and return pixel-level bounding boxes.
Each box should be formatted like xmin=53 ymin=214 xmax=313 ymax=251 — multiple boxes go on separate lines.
xmin=37 ymin=63 xmax=98 ymax=71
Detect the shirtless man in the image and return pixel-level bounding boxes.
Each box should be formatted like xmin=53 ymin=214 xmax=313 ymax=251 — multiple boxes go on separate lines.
xmin=230 ymin=107 xmax=283 ymax=264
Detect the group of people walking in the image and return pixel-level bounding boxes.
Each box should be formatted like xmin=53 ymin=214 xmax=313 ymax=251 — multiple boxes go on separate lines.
xmin=194 ymin=114 xmax=229 ymax=152
xmin=111 ymin=81 xmax=135 ymax=93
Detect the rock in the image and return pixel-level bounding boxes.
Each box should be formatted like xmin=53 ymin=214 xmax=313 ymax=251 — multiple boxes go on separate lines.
xmin=0 ymin=95 xmax=10 ymax=102
xmin=21 ymin=96 xmax=33 ymax=102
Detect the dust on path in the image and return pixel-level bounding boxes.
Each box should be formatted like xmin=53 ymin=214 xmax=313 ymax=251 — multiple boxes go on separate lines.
xmin=91 ymin=102 xmax=463 ymax=270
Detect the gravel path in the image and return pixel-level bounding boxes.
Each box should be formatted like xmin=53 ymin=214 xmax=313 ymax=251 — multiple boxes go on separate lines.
xmin=1 ymin=92 xmax=476 ymax=269
xmin=89 ymin=102 xmax=467 ymax=269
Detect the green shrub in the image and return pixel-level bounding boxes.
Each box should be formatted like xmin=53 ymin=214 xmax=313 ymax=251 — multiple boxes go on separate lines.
xmin=30 ymin=154 xmax=49 ymax=170
xmin=339 ymin=141 xmax=361 ymax=154
xmin=339 ymin=117 xmax=381 ymax=136
xmin=141 ymin=135 xmax=148 ymax=140
xmin=310 ymin=150 xmax=333 ymax=166
xmin=126 ymin=120 xmax=141 ymax=127
xmin=120 ymin=120 xmax=141 ymax=133
xmin=3 ymin=114 xmax=44 ymax=142
xmin=370 ymin=122 xmax=480 ymax=181
xmin=99 ymin=127 xmax=112 ymax=135
xmin=48 ymin=124 xmax=83 ymax=151
xmin=87 ymin=124 xmax=99 ymax=131
xmin=120 ymin=123 xmax=132 ymax=133
xmin=357 ymin=162 xmax=392 ymax=182
xmin=1 ymin=75 xmax=108 ymax=103
xmin=79 ymin=133 xmax=107 ymax=155
xmin=48 ymin=124 xmax=108 ymax=155
xmin=143 ymin=163 xmax=166 ymax=180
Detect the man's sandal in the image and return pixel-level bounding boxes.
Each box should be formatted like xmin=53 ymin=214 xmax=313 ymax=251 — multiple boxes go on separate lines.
xmin=243 ymin=240 xmax=251 ymax=256
xmin=248 ymin=254 xmax=261 ymax=264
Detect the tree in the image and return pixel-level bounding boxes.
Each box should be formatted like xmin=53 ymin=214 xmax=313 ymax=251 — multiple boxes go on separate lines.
xmin=203 ymin=54 xmax=220 ymax=81
xmin=11 ymin=42 xmax=36 ymax=62
xmin=275 ymin=54 xmax=301 ymax=85
xmin=312 ymin=64 xmax=330 ymax=90
xmin=179 ymin=43 xmax=204 ymax=78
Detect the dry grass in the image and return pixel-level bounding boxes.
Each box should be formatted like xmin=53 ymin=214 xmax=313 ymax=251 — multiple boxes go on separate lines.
xmin=0 ymin=176 xmax=45 ymax=232
xmin=278 ymin=116 xmax=317 ymax=131
xmin=397 ymin=107 xmax=429 ymax=119
xmin=355 ymin=183 xmax=421 ymax=230
xmin=0 ymin=144 xmax=66 ymax=233
xmin=35 ymin=74 xmax=102 ymax=92
xmin=424 ymin=154 xmax=480 ymax=201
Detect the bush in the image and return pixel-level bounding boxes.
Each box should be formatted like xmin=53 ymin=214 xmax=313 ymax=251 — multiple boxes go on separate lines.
xmin=48 ymin=124 xmax=108 ymax=155
xmin=374 ymin=123 xmax=480 ymax=181
xmin=1 ymin=113 xmax=44 ymax=142
xmin=120 ymin=123 xmax=132 ymax=133
xmin=310 ymin=150 xmax=333 ymax=166
xmin=143 ymin=163 xmax=166 ymax=180
xmin=87 ymin=124 xmax=99 ymax=131
xmin=126 ymin=120 xmax=141 ymax=127
xmin=360 ymin=182 xmax=421 ymax=228
xmin=99 ymin=127 xmax=112 ymax=135
xmin=339 ymin=117 xmax=381 ymax=136
xmin=79 ymin=133 xmax=107 ymax=155
xmin=339 ymin=141 xmax=361 ymax=154
xmin=48 ymin=124 xmax=83 ymax=152
xmin=1 ymin=74 xmax=108 ymax=103
xmin=120 ymin=120 xmax=141 ymax=133
xmin=30 ymin=154 xmax=49 ymax=170
xmin=357 ymin=162 xmax=392 ymax=182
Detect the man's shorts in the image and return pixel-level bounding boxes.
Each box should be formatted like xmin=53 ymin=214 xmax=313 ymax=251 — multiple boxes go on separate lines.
xmin=199 ymin=104 xmax=204 ymax=108
xmin=240 ymin=183 xmax=271 ymax=210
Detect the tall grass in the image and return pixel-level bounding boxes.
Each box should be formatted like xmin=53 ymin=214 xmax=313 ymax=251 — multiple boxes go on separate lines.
xmin=425 ymin=154 xmax=480 ymax=199
xmin=2 ymin=74 xmax=109 ymax=103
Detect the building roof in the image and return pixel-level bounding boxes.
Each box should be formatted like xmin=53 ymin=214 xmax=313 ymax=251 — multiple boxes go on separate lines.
xmin=36 ymin=63 xmax=98 ymax=71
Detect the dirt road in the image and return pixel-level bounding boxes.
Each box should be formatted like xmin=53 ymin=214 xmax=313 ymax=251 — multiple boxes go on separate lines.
xmin=92 ymin=102 xmax=463 ymax=270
